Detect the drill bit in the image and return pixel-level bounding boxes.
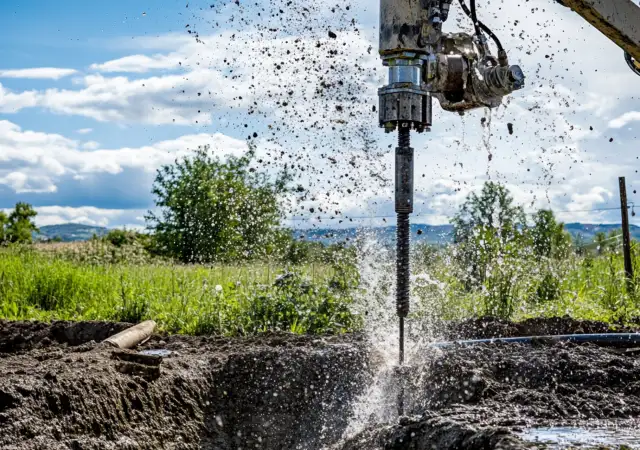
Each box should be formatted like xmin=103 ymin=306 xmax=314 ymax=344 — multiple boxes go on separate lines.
xmin=395 ymin=126 xmax=413 ymax=416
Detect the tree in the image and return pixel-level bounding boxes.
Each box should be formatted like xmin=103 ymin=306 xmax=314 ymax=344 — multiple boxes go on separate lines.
xmin=594 ymin=231 xmax=607 ymax=255
xmin=0 ymin=212 xmax=8 ymax=244
xmin=6 ymin=202 xmax=38 ymax=244
xmin=146 ymin=145 xmax=290 ymax=263
xmin=530 ymin=209 xmax=572 ymax=259
xmin=606 ymin=229 xmax=623 ymax=253
xmin=451 ymin=182 xmax=527 ymax=286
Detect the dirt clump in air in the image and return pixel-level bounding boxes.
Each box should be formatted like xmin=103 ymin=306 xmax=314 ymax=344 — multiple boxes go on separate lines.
xmin=0 ymin=320 xmax=368 ymax=450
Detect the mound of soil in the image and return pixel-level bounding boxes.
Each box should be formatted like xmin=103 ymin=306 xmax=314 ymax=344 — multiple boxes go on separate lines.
xmin=445 ymin=316 xmax=640 ymax=340
xmin=0 ymin=321 xmax=368 ymax=450
xmin=0 ymin=320 xmax=132 ymax=353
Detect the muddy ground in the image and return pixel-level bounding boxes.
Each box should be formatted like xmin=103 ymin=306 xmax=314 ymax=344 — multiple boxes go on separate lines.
xmin=0 ymin=320 xmax=368 ymax=449
xmin=1 ymin=318 xmax=640 ymax=449
xmin=339 ymin=317 xmax=640 ymax=450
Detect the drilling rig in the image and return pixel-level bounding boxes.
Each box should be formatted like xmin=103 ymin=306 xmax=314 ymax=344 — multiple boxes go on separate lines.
xmin=378 ymin=0 xmax=640 ymax=415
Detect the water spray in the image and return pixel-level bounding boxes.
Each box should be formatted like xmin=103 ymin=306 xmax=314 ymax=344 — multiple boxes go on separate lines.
xmin=377 ymin=0 xmax=525 ymax=415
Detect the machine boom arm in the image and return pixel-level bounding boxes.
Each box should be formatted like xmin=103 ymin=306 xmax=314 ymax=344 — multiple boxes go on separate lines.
xmin=559 ymin=0 xmax=640 ymax=62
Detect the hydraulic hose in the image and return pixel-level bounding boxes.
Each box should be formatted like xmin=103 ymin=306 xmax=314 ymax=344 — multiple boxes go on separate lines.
xmin=431 ymin=333 xmax=640 ymax=348
xmin=458 ymin=0 xmax=505 ymax=55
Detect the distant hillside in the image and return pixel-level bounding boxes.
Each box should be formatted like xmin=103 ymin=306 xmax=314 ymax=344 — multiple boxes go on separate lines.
xmin=298 ymin=224 xmax=454 ymax=246
xmin=35 ymin=224 xmax=109 ymax=242
xmin=298 ymin=223 xmax=640 ymax=246
xmin=32 ymin=222 xmax=640 ymax=245
xmin=564 ymin=223 xmax=640 ymax=242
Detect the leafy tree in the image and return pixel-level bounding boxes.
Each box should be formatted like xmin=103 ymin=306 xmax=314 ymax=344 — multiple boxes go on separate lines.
xmin=573 ymin=233 xmax=587 ymax=256
xmin=105 ymin=229 xmax=138 ymax=247
xmin=6 ymin=202 xmax=38 ymax=244
xmin=530 ymin=209 xmax=572 ymax=259
xmin=451 ymin=182 xmax=527 ymax=286
xmin=0 ymin=212 xmax=8 ymax=244
xmin=606 ymin=229 xmax=623 ymax=253
xmin=146 ymin=145 xmax=290 ymax=263
xmin=594 ymin=231 xmax=607 ymax=255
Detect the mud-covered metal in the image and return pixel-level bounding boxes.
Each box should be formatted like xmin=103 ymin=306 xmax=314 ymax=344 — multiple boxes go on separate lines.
xmin=626 ymin=51 xmax=640 ymax=77
xmin=378 ymin=4 xmax=524 ymax=126
xmin=379 ymin=0 xmax=453 ymax=55
xmin=428 ymin=33 xmax=525 ymax=112
xmin=559 ymin=0 xmax=640 ymax=63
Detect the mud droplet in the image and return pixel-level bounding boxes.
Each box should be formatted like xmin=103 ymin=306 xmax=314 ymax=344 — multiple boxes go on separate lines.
xmin=507 ymin=123 xmax=514 ymax=135
xmin=328 ymin=30 xmax=337 ymax=39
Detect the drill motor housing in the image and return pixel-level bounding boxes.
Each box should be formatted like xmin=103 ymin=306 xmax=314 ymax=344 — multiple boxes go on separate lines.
xmin=378 ymin=0 xmax=525 ymax=131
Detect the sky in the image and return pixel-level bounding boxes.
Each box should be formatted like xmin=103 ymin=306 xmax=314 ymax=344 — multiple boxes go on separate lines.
xmin=0 ymin=0 xmax=638 ymax=229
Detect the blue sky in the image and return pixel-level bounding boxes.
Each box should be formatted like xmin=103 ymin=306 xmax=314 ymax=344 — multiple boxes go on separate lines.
xmin=0 ymin=0 xmax=638 ymax=229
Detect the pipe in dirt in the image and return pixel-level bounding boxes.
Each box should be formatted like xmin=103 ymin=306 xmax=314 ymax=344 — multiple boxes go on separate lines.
xmin=103 ymin=320 xmax=157 ymax=349
xmin=431 ymin=333 xmax=640 ymax=348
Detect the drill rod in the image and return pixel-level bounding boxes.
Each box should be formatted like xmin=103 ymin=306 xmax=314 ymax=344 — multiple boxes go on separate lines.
xmin=396 ymin=126 xmax=412 ymax=416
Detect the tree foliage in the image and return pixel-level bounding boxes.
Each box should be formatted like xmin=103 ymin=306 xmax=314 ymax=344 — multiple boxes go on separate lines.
xmin=530 ymin=209 xmax=572 ymax=259
xmin=146 ymin=145 xmax=291 ymax=263
xmin=1 ymin=202 xmax=38 ymax=244
xmin=451 ymin=182 xmax=527 ymax=287
xmin=0 ymin=212 xmax=8 ymax=244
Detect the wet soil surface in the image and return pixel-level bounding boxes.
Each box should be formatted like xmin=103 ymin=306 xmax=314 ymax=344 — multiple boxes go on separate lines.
xmin=2 ymin=317 xmax=640 ymax=449
xmin=338 ymin=317 xmax=640 ymax=450
xmin=0 ymin=320 xmax=368 ymax=449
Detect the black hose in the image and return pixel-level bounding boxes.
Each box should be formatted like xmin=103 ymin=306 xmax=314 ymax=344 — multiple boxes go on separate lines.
xmin=469 ymin=0 xmax=482 ymax=39
xmin=458 ymin=0 xmax=504 ymax=53
xmin=431 ymin=333 xmax=640 ymax=348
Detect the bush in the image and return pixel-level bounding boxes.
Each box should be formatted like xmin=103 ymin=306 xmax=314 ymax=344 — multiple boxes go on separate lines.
xmin=534 ymin=271 xmax=561 ymax=303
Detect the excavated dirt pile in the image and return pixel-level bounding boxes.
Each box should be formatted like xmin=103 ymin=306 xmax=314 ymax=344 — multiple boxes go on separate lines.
xmin=338 ymin=317 xmax=640 ymax=450
xmin=0 ymin=320 xmax=368 ymax=450
xmin=3 ymin=318 xmax=640 ymax=449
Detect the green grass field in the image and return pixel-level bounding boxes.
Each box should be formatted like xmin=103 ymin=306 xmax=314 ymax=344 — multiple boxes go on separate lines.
xmin=1 ymin=240 xmax=639 ymax=336
xmin=0 ymin=246 xmax=359 ymax=335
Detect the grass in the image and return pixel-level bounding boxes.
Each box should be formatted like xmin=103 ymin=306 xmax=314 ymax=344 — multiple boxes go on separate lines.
xmin=0 ymin=246 xmax=360 ymax=335
xmin=3 ymin=238 xmax=640 ymax=337
xmin=409 ymin=242 xmax=640 ymax=325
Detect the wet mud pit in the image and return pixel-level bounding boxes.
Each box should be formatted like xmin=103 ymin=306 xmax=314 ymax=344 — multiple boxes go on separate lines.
xmin=2 ymin=318 xmax=640 ymax=449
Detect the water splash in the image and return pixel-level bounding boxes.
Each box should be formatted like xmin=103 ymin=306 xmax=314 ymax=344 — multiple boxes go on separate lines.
xmin=341 ymin=232 xmax=443 ymax=439
xmin=481 ymin=108 xmax=493 ymax=167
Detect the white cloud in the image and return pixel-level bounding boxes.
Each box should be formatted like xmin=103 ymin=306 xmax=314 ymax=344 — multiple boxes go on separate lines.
xmin=609 ymin=111 xmax=640 ymax=129
xmin=29 ymin=206 xmax=144 ymax=227
xmin=0 ymin=68 xmax=78 ymax=80
xmin=0 ymin=172 xmax=57 ymax=194
xmin=0 ymin=119 xmax=248 ymax=193
xmin=90 ymin=54 xmax=181 ymax=73
xmin=76 ymin=128 xmax=93 ymax=134
xmin=0 ymin=84 xmax=39 ymax=113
